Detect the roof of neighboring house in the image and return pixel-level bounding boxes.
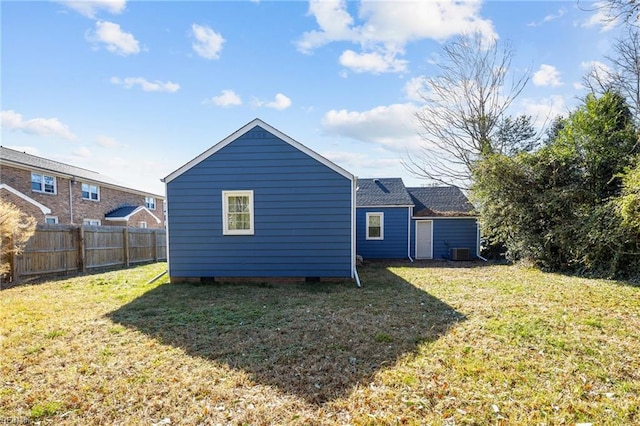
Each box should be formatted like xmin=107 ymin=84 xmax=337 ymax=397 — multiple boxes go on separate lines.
xmin=0 ymin=146 xmax=163 ymax=199
xmin=406 ymin=186 xmax=475 ymax=217
xmin=105 ymin=205 xmax=161 ymax=223
xmin=356 ymin=178 xmax=414 ymax=207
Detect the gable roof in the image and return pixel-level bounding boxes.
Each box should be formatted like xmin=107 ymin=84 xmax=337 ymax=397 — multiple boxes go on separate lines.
xmin=0 ymin=146 xmax=164 ymax=199
xmin=356 ymin=178 xmax=413 ymax=207
xmin=0 ymin=183 xmax=52 ymax=215
xmin=163 ymin=118 xmax=354 ymax=183
xmin=105 ymin=205 xmax=161 ymax=223
xmin=406 ymin=186 xmax=475 ymax=217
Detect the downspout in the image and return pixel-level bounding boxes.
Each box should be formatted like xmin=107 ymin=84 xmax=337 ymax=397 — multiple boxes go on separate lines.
xmin=352 ymin=177 xmax=361 ymax=287
xmin=162 ymin=178 xmax=171 ymax=281
xmin=69 ymin=178 xmax=74 ymax=224
xmin=476 ymin=219 xmax=488 ymax=262
xmin=407 ymin=206 xmax=414 ymax=262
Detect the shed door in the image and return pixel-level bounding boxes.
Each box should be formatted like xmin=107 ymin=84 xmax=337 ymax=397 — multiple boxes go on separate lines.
xmin=415 ymin=220 xmax=433 ymax=259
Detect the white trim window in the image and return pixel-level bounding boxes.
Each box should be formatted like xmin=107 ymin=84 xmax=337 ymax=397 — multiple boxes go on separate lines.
xmin=45 ymin=216 xmax=58 ymax=224
xmin=145 ymin=196 xmax=156 ymax=210
xmin=222 ymin=190 xmax=254 ymax=235
xmin=366 ymin=212 xmax=384 ymax=240
xmin=31 ymin=172 xmax=56 ymax=194
xmin=138 ymin=221 xmax=147 ymax=228
xmin=83 ymin=219 xmax=100 ymax=226
xmin=82 ymin=183 xmax=99 ymax=201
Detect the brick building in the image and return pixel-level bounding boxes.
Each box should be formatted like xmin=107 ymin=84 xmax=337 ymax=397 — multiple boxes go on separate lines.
xmin=0 ymin=146 xmax=165 ymax=228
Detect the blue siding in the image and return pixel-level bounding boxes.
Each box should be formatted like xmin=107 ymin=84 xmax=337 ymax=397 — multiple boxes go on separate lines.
xmin=167 ymin=127 xmax=352 ymax=278
xmin=410 ymin=218 xmax=478 ymax=260
xmin=356 ymin=207 xmax=410 ymax=259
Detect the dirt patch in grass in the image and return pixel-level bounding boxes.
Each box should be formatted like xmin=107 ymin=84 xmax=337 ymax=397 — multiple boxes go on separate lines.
xmin=1 ymin=261 xmax=639 ymax=424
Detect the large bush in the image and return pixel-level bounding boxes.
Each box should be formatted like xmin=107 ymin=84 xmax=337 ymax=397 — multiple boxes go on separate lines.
xmin=473 ymin=92 xmax=640 ymax=277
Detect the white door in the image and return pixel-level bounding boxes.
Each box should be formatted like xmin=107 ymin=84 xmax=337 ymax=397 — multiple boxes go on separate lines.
xmin=415 ymin=221 xmax=433 ymax=259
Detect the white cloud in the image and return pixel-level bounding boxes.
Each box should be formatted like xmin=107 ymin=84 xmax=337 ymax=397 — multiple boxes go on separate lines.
xmin=322 ymin=103 xmax=420 ymax=151
xmin=254 ymin=93 xmax=292 ymax=110
xmin=581 ymin=1 xmax=619 ymax=31
xmin=297 ymin=0 xmax=496 ymax=74
xmin=205 ymin=89 xmax=242 ymax=107
xmin=59 ymin=0 xmax=127 ymax=18
xmin=522 ymin=95 xmax=567 ymax=127
xmin=191 ymin=24 xmax=225 ymax=59
xmin=111 ymin=77 xmax=180 ymax=92
xmin=87 ymin=20 xmax=140 ymax=55
xmin=1 ymin=110 xmax=76 ymax=140
xmin=533 ymin=64 xmax=563 ymax=87
xmin=323 ymin=150 xmax=402 ymax=170
xmin=73 ymin=146 xmax=92 ymax=158
xmin=339 ymin=50 xmax=407 ymax=74
xmin=403 ymin=76 xmax=428 ymax=102
xmin=527 ymin=7 xmax=566 ymax=27
xmin=96 ymin=135 xmax=125 ymax=148
xmin=581 ymin=60 xmax=613 ymax=79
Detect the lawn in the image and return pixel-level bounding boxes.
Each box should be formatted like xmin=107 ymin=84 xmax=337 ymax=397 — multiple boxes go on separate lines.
xmin=1 ymin=261 xmax=638 ymax=425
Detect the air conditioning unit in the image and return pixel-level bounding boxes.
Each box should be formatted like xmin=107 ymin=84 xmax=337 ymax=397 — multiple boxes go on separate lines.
xmin=450 ymin=248 xmax=470 ymax=261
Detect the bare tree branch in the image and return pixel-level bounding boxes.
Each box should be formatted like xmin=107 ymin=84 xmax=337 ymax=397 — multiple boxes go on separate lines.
xmin=404 ymin=32 xmax=531 ymax=189
xmin=583 ymin=28 xmax=640 ymax=122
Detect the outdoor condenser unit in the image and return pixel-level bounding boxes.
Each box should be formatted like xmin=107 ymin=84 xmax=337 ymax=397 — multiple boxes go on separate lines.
xmin=450 ymin=248 xmax=470 ymax=261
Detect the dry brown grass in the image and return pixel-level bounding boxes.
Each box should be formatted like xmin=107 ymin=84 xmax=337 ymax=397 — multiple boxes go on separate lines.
xmin=1 ymin=261 xmax=638 ymax=424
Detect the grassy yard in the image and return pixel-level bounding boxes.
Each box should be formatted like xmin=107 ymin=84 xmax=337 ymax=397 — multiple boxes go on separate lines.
xmin=1 ymin=262 xmax=638 ymax=425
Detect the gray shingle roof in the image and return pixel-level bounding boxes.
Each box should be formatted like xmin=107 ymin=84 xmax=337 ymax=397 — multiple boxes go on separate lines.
xmin=1 ymin=146 xmax=162 ymax=198
xmin=406 ymin=186 xmax=475 ymax=217
xmin=105 ymin=206 xmax=140 ymax=219
xmin=356 ymin=178 xmax=413 ymax=207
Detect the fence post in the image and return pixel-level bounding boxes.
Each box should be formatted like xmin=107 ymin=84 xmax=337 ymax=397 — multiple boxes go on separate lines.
xmin=152 ymin=230 xmax=158 ymax=262
xmin=123 ymin=227 xmax=130 ymax=267
xmin=78 ymin=226 xmax=86 ymax=273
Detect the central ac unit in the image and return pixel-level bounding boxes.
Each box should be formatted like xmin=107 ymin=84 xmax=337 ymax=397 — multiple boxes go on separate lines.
xmin=450 ymin=248 xmax=470 ymax=261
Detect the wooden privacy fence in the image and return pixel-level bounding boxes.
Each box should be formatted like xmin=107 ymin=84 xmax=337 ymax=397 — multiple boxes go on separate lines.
xmin=4 ymin=224 xmax=166 ymax=284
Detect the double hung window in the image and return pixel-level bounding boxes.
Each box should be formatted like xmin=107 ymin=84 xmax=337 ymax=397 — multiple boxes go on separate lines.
xmin=222 ymin=190 xmax=254 ymax=235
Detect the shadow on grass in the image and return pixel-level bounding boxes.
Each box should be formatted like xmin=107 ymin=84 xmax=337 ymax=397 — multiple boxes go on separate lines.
xmin=107 ymin=264 xmax=466 ymax=405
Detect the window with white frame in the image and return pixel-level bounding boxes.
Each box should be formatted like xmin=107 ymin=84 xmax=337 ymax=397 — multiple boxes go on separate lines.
xmin=82 ymin=183 xmax=99 ymax=201
xmin=31 ymin=172 xmax=56 ymax=194
xmin=222 ymin=190 xmax=254 ymax=235
xmin=138 ymin=221 xmax=147 ymax=228
xmin=145 ymin=196 xmax=156 ymax=210
xmin=45 ymin=216 xmax=58 ymax=224
xmin=366 ymin=212 xmax=384 ymax=240
xmin=83 ymin=219 xmax=100 ymax=226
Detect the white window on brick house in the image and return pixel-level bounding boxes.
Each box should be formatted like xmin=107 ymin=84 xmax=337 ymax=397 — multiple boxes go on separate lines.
xmin=31 ymin=172 xmax=56 ymax=194
xmin=82 ymin=183 xmax=99 ymax=201
xmin=366 ymin=212 xmax=384 ymax=240
xmin=139 ymin=221 xmax=147 ymax=228
xmin=45 ymin=216 xmax=58 ymax=224
xmin=145 ymin=196 xmax=156 ymax=210
xmin=83 ymin=219 xmax=100 ymax=226
xmin=222 ymin=190 xmax=254 ymax=235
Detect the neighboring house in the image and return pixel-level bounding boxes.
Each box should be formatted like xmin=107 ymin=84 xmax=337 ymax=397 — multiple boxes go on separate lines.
xmin=356 ymin=178 xmax=478 ymax=260
xmin=163 ymin=118 xmax=357 ymax=283
xmin=0 ymin=146 xmax=165 ymax=228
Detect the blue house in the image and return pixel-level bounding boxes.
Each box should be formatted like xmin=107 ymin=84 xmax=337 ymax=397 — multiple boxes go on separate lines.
xmin=356 ymin=179 xmax=478 ymax=260
xmin=163 ymin=119 xmax=358 ymax=284
xmin=356 ymin=178 xmax=413 ymax=259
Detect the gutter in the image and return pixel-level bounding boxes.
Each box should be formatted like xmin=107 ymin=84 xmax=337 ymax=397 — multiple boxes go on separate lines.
xmin=407 ymin=206 xmax=414 ymax=262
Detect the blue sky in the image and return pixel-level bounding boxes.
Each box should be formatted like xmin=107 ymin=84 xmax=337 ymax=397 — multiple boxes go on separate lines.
xmin=1 ymin=0 xmax=625 ymax=195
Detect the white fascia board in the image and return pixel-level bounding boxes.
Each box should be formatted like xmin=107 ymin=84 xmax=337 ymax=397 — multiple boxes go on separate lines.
xmin=412 ymin=216 xmax=478 ymax=220
xmin=163 ymin=118 xmax=354 ymax=183
xmin=0 ymin=183 xmax=52 ymax=214
xmin=104 ymin=206 xmax=161 ymax=223
xmin=358 ymin=205 xmax=414 ymax=208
